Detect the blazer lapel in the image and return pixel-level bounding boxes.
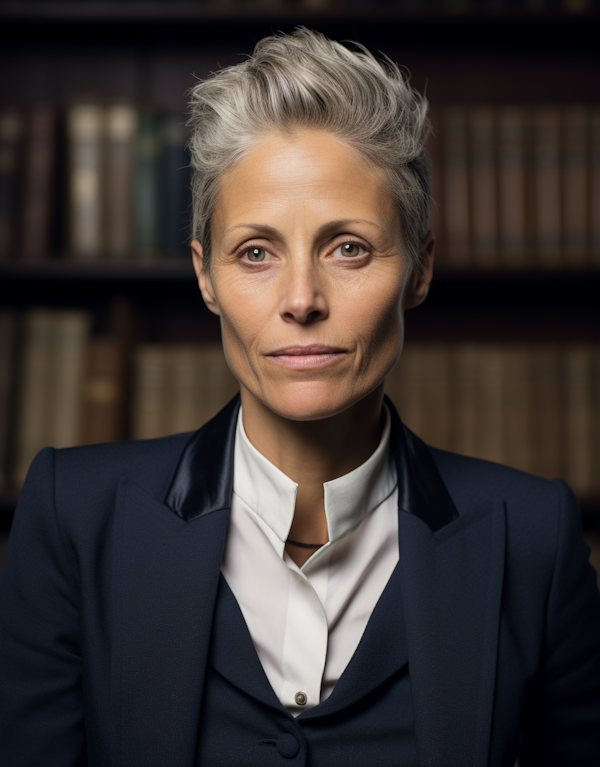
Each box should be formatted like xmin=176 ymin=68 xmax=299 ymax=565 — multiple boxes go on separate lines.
xmin=386 ymin=398 xmax=506 ymax=767
xmin=113 ymin=397 xmax=240 ymax=767
xmin=398 ymin=503 xmax=506 ymax=767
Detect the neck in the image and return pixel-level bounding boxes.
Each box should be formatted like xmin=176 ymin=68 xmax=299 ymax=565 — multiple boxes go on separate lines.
xmin=240 ymin=385 xmax=385 ymax=556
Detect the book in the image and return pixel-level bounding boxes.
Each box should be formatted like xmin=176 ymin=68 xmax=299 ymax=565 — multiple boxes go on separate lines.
xmin=532 ymin=107 xmax=562 ymax=268
xmin=426 ymin=107 xmax=445 ymax=266
xmin=497 ymin=106 xmax=528 ymax=268
xmin=67 ymin=102 xmax=105 ymax=259
xmin=469 ymin=106 xmax=498 ymax=268
xmin=563 ymin=345 xmax=595 ymax=496
xmin=448 ymin=343 xmax=479 ymax=457
xmin=0 ymin=311 xmax=17 ymax=492
xmin=562 ymin=106 xmax=588 ymax=267
xmin=442 ymin=106 xmax=471 ymax=267
xmin=132 ymin=344 xmax=168 ymax=440
xmin=132 ymin=343 xmax=239 ymax=440
xmin=105 ymin=103 xmax=137 ymax=259
xmin=19 ymin=105 xmax=57 ymax=261
xmin=162 ymin=114 xmax=191 ymax=258
xmin=134 ymin=110 xmax=162 ymax=259
xmin=46 ymin=311 xmax=91 ymax=450
xmin=527 ymin=344 xmax=563 ymax=479
xmin=590 ymin=108 xmax=600 ymax=267
xmin=473 ymin=344 xmax=504 ymax=465
xmin=82 ymin=336 xmax=124 ymax=444
xmin=14 ymin=309 xmax=55 ymax=487
xmin=14 ymin=309 xmax=91 ymax=488
xmin=0 ymin=108 xmax=22 ymax=259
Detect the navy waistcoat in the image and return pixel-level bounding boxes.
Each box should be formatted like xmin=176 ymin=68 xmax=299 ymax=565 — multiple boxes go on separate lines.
xmin=196 ymin=563 xmax=418 ymax=766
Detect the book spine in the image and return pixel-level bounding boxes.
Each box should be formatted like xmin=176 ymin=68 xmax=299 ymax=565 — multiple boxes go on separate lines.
xmin=14 ymin=310 xmax=55 ymax=488
xmin=469 ymin=106 xmax=498 ymax=268
xmin=533 ymin=107 xmax=562 ymax=268
xmin=562 ymin=106 xmax=589 ymax=267
xmin=82 ymin=336 xmax=124 ymax=444
xmin=501 ymin=345 xmax=531 ymax=472
xmin=105 ymin=104 xmax=137 ymax=259
xmin=425 ymin=108 xmax=446 ymax=267
xmin=0 ymin=109 xmax=22 ymax=260
xmin=0 ymin=311 xmax=17 ymax=492
xmin=47 ymin=311 xmax=91 ymax=449
xmin=162 ymin=115 xmax=191 ymax=258
xmin=563 ymin=344 xmax=594 ymax=496
xmin=195 ymin=344 xmax=240 ymax=428
xmin=497 ymin=106 xmax=528 ymax=268
xmin=134 ymin=110 xmax=162 ymax=259
xmin=442 ymin=106 xmax=471 ymax=268
xmin=132 ymin=345 xmax=168 ymax=439
xmin=67 ymin=103 xmax=105 ymax=259
xmin=449 ymin=344 xmax=479 ymax=457
xmin=474 ymin=345 xmax=504 ymax=465
xmin=527 ymin=344 xmax=563 ymax=479
xmin=385 ymin=345 xmax=424 ymax=438
xmin=590 ymin=108 xmax=600 ymax=267
xmin=19 ymin=106 xmax=57 ymax=261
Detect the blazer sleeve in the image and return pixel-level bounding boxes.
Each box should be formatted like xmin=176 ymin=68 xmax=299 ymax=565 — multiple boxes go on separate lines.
xmin=0 ymin=447 xmax=86 ymax=767
xmin=520 ymin=479 xmax=600 ymax=766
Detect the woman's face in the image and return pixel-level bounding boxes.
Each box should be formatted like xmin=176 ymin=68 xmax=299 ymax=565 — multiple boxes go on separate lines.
xmin=191 ymin=129 xmax=433 ymax=422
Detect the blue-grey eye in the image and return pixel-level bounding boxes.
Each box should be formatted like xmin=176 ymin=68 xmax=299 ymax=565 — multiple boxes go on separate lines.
xmin=340 ymin=243 xmax=362 ymax=257
xmin=247 ymin=247 xmax=266 ymax=262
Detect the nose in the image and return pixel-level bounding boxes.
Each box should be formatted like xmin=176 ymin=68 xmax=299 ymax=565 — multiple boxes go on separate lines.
xmin=278 ymin=260 xmax=328 ymax=325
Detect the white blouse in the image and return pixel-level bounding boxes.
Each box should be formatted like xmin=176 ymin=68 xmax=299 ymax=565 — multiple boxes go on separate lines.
xmin=221 ymin=406 xmax=399 ymax=716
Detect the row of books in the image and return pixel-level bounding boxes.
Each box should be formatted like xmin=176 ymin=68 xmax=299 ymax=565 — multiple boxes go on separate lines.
xmin=2 ymin=100 xmax=600 ymax=269
xmin=386 ymin=342 xmax=600 ymax=497
xmin=431 ymin=104 xmax=600 ymax=269
xmin=1 ymin=309 xmax=599 ymax=497
xmin=0 ymin=103 xmax=192 ymax=262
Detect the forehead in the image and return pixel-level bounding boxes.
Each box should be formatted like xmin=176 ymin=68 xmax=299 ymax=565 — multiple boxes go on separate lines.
xmin=213 ymin=129 xmax=398 ymax=236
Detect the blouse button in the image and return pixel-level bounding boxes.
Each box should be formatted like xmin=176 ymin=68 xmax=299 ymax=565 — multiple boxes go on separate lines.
xmin=295 ymin=691 xmax=307 ymax=706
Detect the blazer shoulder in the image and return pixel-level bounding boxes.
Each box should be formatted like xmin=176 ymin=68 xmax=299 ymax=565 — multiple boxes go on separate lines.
xmin=53 ymin=432 xmax=193 ymax=505
xmin=429 ymin=446 xmax=568 ymax=510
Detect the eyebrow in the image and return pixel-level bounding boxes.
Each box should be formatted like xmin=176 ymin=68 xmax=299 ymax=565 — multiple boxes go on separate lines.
xmin=223 ymin=218 xmax=384 ymax=239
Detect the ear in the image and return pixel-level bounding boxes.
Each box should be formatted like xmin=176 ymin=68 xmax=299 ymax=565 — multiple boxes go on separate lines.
xmin=191 ymin=239 xmax=221 ymax=317
xmin=403 ymin=231 xmax=435 ymax=311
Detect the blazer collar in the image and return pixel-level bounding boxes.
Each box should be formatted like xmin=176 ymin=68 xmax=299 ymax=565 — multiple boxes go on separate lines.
xmin=164 ymin=393 xmax=459 ymax=533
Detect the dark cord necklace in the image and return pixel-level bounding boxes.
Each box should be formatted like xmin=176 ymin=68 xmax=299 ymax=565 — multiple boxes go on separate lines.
xmin=286 ymin=539 xmax=325 ymax=549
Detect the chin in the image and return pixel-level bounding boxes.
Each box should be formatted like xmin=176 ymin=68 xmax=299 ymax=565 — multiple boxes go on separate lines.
xmin=257 ymin=380 xmax=373 ymax=422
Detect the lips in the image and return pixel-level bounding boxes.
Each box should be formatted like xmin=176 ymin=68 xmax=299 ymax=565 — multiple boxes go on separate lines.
xmin=268 ymin=345 xmax=345 ymax=356
xmin=266 ymin=345 xmax=347 ymax=369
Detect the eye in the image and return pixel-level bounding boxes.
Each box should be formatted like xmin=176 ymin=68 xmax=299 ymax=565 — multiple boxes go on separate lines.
xmin=336 ymin=242 xmax=367 ymax=258
xmin=244 ymin=247 xmax=267 ymax=262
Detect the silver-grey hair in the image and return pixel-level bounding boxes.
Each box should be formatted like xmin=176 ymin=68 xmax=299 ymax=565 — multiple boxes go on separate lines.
xmin=187 ymin=27 xmax=431 ymax=272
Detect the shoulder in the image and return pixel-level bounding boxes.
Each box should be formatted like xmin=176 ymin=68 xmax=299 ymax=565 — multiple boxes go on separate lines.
xmin=429 ymin=446 xmax=567 ymax=512
xmin=429 ymin=446 xmax=582 ymax=574
xmin=17 ymin=433 xmax=194 ymax=538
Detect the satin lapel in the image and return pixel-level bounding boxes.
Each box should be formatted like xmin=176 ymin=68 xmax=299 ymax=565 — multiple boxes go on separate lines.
xmin=399 ymin=499 xmax=506 ymax=767
xmin=112 ymin=476 xmax=230 ymax=767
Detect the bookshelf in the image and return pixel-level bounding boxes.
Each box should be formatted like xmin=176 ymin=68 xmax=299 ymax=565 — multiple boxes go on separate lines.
xmin=1 ymin=2 xmax=600 ymax=537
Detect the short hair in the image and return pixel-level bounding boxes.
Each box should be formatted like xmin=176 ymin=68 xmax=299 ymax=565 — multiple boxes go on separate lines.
xmin=187 ymin=27 xmax=431 ymax=272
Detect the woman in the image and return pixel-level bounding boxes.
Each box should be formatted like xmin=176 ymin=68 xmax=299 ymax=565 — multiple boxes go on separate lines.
xmin=1 ymin=28 xmax=599 ymax=767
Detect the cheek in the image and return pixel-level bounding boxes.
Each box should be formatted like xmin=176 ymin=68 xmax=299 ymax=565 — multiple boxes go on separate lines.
xmin=344 ymin=275 xmax=405 ymax=371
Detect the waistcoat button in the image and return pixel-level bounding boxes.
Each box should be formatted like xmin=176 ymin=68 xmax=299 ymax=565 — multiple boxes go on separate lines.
xmin=276 ymin=733 xmax=300 ymax=758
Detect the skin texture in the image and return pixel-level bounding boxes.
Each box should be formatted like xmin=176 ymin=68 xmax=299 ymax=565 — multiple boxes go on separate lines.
xmin=191 ymin=129 xmax=434 ymax=565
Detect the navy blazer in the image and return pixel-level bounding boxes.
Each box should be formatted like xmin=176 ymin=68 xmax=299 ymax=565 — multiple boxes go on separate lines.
xmin=1 ymin=395 xmax=600 ymax=766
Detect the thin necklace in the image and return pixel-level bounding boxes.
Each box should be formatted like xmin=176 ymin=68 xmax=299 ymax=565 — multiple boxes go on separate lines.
xmin=286 ymin=539 xmax=325 ymax=549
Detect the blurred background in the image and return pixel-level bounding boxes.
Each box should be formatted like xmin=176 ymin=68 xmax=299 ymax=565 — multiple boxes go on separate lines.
xmin=0 ymin=0 xmax=599 ymax=576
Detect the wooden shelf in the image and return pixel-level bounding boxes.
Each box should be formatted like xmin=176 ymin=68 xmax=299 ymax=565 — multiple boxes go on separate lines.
xmin=0 ymin=2 xmax=598 ymax=24
xmin=0 ymin=258 xmax=195 ymax=283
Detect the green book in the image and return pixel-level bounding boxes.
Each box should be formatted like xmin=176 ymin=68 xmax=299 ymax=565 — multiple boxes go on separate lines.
xmin=134 ymin=110 xmax=161 ymax=259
